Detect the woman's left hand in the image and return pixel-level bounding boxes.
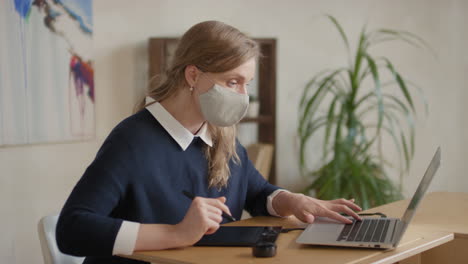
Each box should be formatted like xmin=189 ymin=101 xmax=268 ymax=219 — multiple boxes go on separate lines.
xmin=273 ymin=192 xmax=362 ymax=224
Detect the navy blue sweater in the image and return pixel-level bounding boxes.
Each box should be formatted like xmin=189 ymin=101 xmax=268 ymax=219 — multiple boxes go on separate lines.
xmin=56 ymin=109 xmax=280 ymax=264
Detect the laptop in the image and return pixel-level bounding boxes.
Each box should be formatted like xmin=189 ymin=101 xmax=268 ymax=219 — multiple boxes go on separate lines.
xmin=296 ymin=147 xmax=441 ymax=249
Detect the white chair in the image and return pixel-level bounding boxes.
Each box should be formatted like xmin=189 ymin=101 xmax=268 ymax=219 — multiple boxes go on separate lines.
xmin=38 ymin=215 xmax=85 ymax=264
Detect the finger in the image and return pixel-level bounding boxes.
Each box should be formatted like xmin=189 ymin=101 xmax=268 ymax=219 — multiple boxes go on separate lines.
xmin=206 ymin=198 xmax=233 ymax=217
xmin=347 ymin=200 xmax=362 ymax=212
xmin=330 ymin=198 xmax=362 ymax=211
xmin=204 ymin=219 xmax=220 ymax=235
xmin=205 ymin=228 xmax=216 ymax=235
xmin=324 ymin=209 xmax=353 ymax=224
xmin=332 ymin=204 xmax=362 ymax=221
xmin=206 ymin=211 xmax=223 ymax=223
xmin=331 ymin=198 xmax=362 ymax=212
xmin=206 ymin=206 xmax=222 ymax=215
xmin=191 ymin=198 xmax=223 ymax=218
xmin=304 ymin=212 xmax=315 ymax=223
xmin=216 ymin=197 xmax=233 ymax=215
xmin=296 ymin=210 xmax=316 ymax=224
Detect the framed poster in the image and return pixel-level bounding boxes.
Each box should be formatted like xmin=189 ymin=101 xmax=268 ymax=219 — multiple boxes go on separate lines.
xmin=0 ymin=0 xmax=94 ymax=146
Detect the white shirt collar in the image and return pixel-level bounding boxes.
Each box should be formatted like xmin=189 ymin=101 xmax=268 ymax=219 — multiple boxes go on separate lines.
xmin=145 ymin=97 xmax=213 ymax=151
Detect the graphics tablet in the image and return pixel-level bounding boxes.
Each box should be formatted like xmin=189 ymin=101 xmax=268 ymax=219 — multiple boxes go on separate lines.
xmin=194 ymin=226 xmax=282 ymax=247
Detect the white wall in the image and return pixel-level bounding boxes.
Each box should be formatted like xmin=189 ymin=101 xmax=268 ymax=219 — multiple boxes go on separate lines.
xmin=0 ymin=1 xmax=467 ymax=263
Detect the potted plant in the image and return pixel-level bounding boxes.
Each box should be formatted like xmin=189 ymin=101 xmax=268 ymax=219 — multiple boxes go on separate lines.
xmin=298 ymin=16 xmax=430 ymax=209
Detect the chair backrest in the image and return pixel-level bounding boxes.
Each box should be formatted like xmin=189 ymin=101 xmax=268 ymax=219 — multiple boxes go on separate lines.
xmin=38 ymin=215 xmax=84 ymax=264
xmin=246 ymin=143 xmax=274 ymax=180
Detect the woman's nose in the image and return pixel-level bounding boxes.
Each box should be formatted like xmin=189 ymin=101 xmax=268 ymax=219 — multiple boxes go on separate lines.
xmin=237 ymin=84 xmax=248 ymax=94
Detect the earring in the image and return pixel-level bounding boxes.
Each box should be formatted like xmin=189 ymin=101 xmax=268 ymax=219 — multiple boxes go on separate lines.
xmin=189 ymin=86 xmax=194 ymax=92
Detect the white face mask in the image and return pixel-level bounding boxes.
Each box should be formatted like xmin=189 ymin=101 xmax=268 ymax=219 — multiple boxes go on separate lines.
xmin=198 ymin=83 xmax=249 ymax=127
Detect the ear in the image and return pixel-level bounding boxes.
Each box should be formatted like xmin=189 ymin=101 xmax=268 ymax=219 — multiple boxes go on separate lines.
xmin=184 ymin=65 xmax=200 ymax=88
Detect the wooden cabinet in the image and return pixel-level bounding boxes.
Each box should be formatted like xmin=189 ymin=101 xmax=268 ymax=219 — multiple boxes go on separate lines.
xmin=148 ymin=38 xmax=277 ymax=183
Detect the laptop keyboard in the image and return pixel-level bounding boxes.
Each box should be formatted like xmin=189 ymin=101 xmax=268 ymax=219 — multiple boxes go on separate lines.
xmin=337 ymin=219 xmax=391 ymax=243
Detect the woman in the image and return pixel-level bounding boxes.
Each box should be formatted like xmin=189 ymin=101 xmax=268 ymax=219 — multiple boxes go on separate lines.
xmin=56 ymin=21 xmax=362 ymax=264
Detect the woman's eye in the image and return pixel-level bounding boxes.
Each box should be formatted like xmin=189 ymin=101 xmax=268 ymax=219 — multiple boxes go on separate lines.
xmin=227 ymin=81 xmax=238 ymax=87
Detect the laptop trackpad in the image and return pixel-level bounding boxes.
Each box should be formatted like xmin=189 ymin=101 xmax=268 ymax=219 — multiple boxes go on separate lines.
xmin=296 ymin=217 xmax=344 ymax=244
xmin=311 ymin=217 xmax=344 ymax=231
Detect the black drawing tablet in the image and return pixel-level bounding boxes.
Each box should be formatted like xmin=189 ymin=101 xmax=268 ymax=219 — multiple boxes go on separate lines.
xmin=194 ymin=226 xmax=282 ymax=247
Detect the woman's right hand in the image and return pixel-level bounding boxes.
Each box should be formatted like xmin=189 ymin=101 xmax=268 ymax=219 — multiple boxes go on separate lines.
xmin=175 ymin=196 xmax=232 ymax=247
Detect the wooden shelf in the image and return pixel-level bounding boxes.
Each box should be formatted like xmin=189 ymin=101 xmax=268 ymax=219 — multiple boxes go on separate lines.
xmin=240 ymin=115 xmax=273 ymax=124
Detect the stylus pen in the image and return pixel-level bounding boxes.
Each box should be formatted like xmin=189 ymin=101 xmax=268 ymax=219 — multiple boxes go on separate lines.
xmin=182 ymin=190 xmax=237 ymax=222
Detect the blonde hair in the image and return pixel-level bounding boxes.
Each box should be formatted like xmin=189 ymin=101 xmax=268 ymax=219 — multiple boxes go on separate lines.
xmin=134 ymin=21 xmax=260 ymax=189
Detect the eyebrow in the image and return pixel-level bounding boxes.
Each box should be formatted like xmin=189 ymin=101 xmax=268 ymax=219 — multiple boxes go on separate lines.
xmin=224 ymin=74 xmax=254 ymax=82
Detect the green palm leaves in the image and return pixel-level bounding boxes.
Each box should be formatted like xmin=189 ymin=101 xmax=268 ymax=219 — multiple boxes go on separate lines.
xmin=298 ymin=16 xmax=428 ymax=209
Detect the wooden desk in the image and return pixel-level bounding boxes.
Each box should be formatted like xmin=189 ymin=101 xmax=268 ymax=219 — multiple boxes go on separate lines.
xmin=123 ymin=192 xmax=467 ymax=264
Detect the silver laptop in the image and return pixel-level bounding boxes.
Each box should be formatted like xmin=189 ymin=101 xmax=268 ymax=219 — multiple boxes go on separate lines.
xmin=296 ymin=147 xmax=441 ymax=249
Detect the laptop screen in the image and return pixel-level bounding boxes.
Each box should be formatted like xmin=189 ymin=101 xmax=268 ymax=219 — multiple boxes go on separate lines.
xmin=393 ymin=147 xmax=441 ymax=246
xmin=401 ymin=147 xmax=441 ymax=224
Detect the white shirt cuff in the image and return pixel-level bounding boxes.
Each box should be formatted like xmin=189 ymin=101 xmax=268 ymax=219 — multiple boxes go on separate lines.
xmin=112 ymin=221 xmax=140 ymax=255
xmin=267 ymin=189 xmax=291 ymax=217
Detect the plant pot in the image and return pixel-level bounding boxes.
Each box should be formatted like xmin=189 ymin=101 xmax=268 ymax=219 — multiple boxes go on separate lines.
xmin=247 ymin=101 xmax=260 ymax=118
